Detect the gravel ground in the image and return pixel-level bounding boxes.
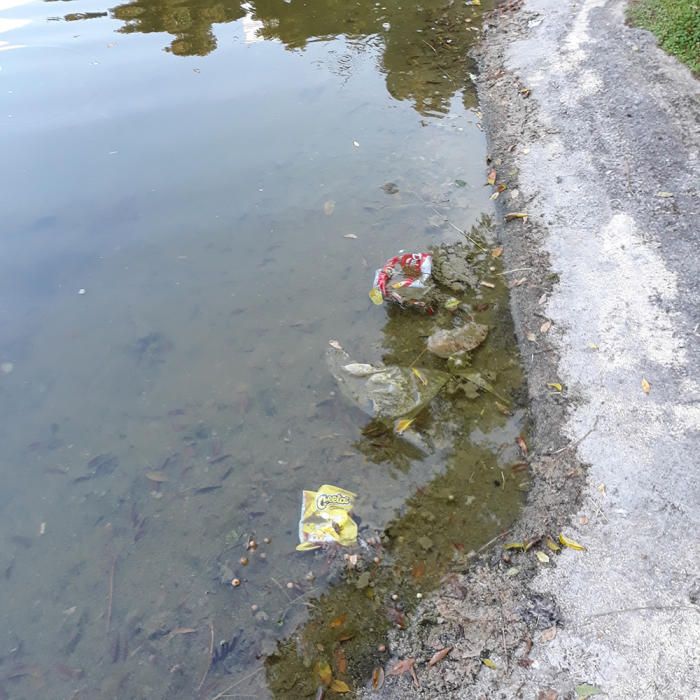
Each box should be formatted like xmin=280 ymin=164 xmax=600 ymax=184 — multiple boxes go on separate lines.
xmin=359 ymin=1 xmax=700 ymax=697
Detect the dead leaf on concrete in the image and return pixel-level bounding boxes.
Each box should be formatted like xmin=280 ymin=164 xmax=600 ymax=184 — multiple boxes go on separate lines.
xmin=516 ymin=435 xmax=528 ymax=456
xmin=540 ymin=320 xmax=552 ymax=333
xmin=547 ymin=382 xmax=563 ymax=392
xmin=537 ymin=690 xmax=558 ymax=700
xmin=491 ymin=246 xmax=504 ymax=258
xmin=535 ymin=550 xmax=550 ymax=564
xmin=526 ymin=331 xmax=537 ymax=342
xmin=487 ymin=169 xmax=497 ymax=185
xmin=655 ymin=191 xmax=674 ymax=198
xmin=388 ymin=658 xmax=419 ymax=687
xmin=372 ymin=667 xmax=385 ymax=690
xmin=428 ymin=646 xmax=453 ymax=667
xmin=575 ymin=683 xmax=603 ymax=698
xmin=505 ymin=211 xmax=528 ymax=221
xmin=559 ymin=533 xmax=586 ymax=551
xmin=481 ymin=657 xmax=497 ymax=669
xmin=641 ymin=377 xmax=651 ymax=394
xmin=540 ymin=626 xmax=557 ymax=642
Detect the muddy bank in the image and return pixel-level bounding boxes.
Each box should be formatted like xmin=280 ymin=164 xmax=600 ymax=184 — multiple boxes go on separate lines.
xmin=360 ymin=0 xmax=700 ymax=698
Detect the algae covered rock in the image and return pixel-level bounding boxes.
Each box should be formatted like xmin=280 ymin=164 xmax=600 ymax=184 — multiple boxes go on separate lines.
xmin=426 ymin=322 xmax=489 ymax=358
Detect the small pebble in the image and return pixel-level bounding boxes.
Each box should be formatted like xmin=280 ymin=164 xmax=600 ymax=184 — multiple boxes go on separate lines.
xmin=373 ymin=556 xmax=381 ymax=564
xmin=416 ymin=592 xmax=423 ymax=599
xmin=231 ymin=578 xmax=241 ymax=587
xmin=391 ymin=593 xmax=399 ymax=601
xmin=251 ymin=604 xmax=258 ymax=612
xmin=378 ymin=644 xmax=387 ymax=653
xmin=239 ymin=557 xmax=249 ymax=566
xmin=78 ymin=288 xmax=86 ymax=295
xmin=286 ymin=581 xmax=294 ymax=589
xmin=263 ymin=537 xmax=271 ymax=544
xmin=247 ymin=539 xmax=257 ymax=551
xmin=259 ymin=552 xmax=267 ymax=560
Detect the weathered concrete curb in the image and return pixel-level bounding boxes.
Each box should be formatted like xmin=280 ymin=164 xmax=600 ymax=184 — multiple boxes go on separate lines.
xmin=360 ymin=1 xmax=700 ymax=697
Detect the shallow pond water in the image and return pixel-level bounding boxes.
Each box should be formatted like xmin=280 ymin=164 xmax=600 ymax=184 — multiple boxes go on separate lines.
xmin=0 ymin=0 xmax=525 ymax=697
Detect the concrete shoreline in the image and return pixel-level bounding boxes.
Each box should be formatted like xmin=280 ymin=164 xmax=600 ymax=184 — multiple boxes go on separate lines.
xmin=362 ymin=1 xmax=700 ymax=697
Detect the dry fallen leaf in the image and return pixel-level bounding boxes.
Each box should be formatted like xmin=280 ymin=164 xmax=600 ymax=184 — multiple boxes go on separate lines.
xmin=547 ymin=382 xmax=563 ymax=392
xmin=559 ymin=533 xmax=586 ymax=551
xmin=371 ymin=666 xmax=385 ymax=690
xmin=343 ymin=233 xmax=358 ymax=239
xmin=537 ymin=689 xmax=558 ymax=700
xmin=526 ymin=331 xmax=537 ymax=342
xmin=168 ymin=627 xmax=196 ymax=638
xmin=487 ymin=169 xmax=497 ymax=186
xmin=505 ymin=541 xmax=527 ymax=551
xmin=395 ymin=418 xmax=415 ymax=434
xmin=656 ymin=191 xmax=673 ymax=198
xmin=334 ymin=647 xmax=348 ymax=674
xmin=545 ymin=537 xmax=561 ymax=552
xmin=510 ymin=277 xmax=528 ymax=288
xmin=330 ymin=679 xmax=350 ymax=693
xmin=481 ymin=658 xmax=497 ymax=669
xmin=329 ymin=340 xmax=343 ymax=351
xmin=329 ymin=613 xmax=347 ymax=629
xmin=491 ymin=246 xmax=504 ymax=258
xmin=428 ymin=646 xmax=453 ymax=667
xmin=412 ymin=367 xmax=428 ymax=385
xmin=575 ymin=683 xmax=603 ymax=698
xmin=641 ymin=377 xmax=651 ymax=394
xmin=317 ymin=661 xmax=333 ymax=687
xmin=540 ymin=626 xmax=557 ymax=642
xmin=388 ymin=658 xmax=419 ymax=688
xmin=480 ymin=280 xmax=496 ymax=289
xmin=540 ymin=320 xmax=552 ymax=334
xmin=505 ymin=211 xmax=528 ymax=221
xmin=516 ymin=435 xmax=528 ymax=456
xmin=145 ymin=471 xmax=169 ymax=483
xmin=535 ymin=551 xmax=550 ymax=564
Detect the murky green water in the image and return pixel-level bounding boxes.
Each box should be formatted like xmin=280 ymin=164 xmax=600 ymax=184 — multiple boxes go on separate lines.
xmin=0 ymin=0 xmax=525 ymax=697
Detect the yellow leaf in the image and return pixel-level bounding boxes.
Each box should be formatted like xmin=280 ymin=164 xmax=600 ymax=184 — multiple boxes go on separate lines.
xmin=487 ymin=168 xmax=496 ymax=185
xmin=505 ymin=212 xmax=528 ymax=221
xmin=545 ymin=537 xmax=561 ymax=552
xmin=481 ymin=658 xmax=496 ymax=669
xmin=412 ymin=367 xmax=428 ymax=385
xmin=504 ymin=541 xmax=525 ymax=551
xmin=641 ymin=377 xmax=651 ymax=394
xmin=317 ymin=660 xmax=333 ymax=686
xmin=369 ymin=288 xmax=383 ymax=305
xmin=491 ymin=246 xmax=504 ymax=258
xmin=329 ymin=613 xmax=347 ymax=628
xmin=535 ymin=551 xmax=550 ymax=564
xmin=395 ymin=418 xmax=415 ymax=434
xmin=444 ymin=297 xmax=461 ymax=310
xmin=559 ymin=533 xmax=586 ymax=551
xmin=473 ymin=0 xmax=481 ymax=6
xmin=588 ymin=343 xmax=599 ymax=350
xmin=656 ymin=191 xmax=674 ymax=198
xmin=330 ymin=679 xmax=351 ymax=693
xmin=547 ymin=383 xmax=563 ymax=392
xmin=540 ymin=320 xmax=552 ymax=333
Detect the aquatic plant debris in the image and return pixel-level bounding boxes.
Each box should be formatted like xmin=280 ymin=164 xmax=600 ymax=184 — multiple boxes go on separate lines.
xmin=297 ymin=485 xmax=358 ymax=551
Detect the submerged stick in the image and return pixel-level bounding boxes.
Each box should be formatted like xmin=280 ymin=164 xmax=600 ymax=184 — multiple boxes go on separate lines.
xmin=197 ymin=621 xmax=215 ymax=692
xmin=106 ymin=554 xmax=117 ymax=633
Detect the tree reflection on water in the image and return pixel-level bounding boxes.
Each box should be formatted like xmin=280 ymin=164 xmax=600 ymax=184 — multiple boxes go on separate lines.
xmin=72 ymin=0 xmax=484 ymax=115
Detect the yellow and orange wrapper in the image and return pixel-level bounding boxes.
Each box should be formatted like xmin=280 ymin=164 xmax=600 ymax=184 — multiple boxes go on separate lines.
xmin=296 ymin=484 xmax=358 ymax=551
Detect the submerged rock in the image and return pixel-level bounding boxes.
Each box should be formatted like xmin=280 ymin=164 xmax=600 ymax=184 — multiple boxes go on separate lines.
xmin=427 ymin=322 xmax=489 ymax=358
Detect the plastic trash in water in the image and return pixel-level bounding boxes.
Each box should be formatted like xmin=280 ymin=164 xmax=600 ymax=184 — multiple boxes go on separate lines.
xmin=326 ymin=346 xmax=449 ymax=420
xmin=369 ymin=252 xmax=433 ymax=309
xmin=296 ymin=484 xmax=358 ymax=551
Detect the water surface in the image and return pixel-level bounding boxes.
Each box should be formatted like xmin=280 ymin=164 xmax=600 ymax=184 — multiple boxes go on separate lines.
xmin=0 ymin=1 xmax=524 ymax=697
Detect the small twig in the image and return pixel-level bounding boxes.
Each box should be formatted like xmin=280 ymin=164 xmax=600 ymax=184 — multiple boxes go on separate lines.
xmin=499 ymin=597 xmax=509 ymax=672
xmin=547 ymin=417 xmax=600 ymax=456
xmin=501 ymin=267 xmax=534 ymax=275
xmin=421 ymin=39 xmax=437 ymax=54
xmin=197 ymin=621 xmax=215 ymax=692
xmin=106 ymin=554 xmax=117 ymax=633
xmin=474 ymin=528 xmax=511 ymax=555
xmin=270 ymin=577 xmax=293 ymax=602
xmin=581 ymin=604 xmax=698 ymax=624
xmin=207 ymin=666 xmax=264 ymax=700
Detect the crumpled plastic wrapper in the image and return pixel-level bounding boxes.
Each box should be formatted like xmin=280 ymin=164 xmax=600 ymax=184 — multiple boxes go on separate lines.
xmin=327 ymin=347 xmax=449 ymax=420
xmin=296 ymin=484 xmax=358 ymax=551
xmin=370 ymin=252 xmax=433 ymax=309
